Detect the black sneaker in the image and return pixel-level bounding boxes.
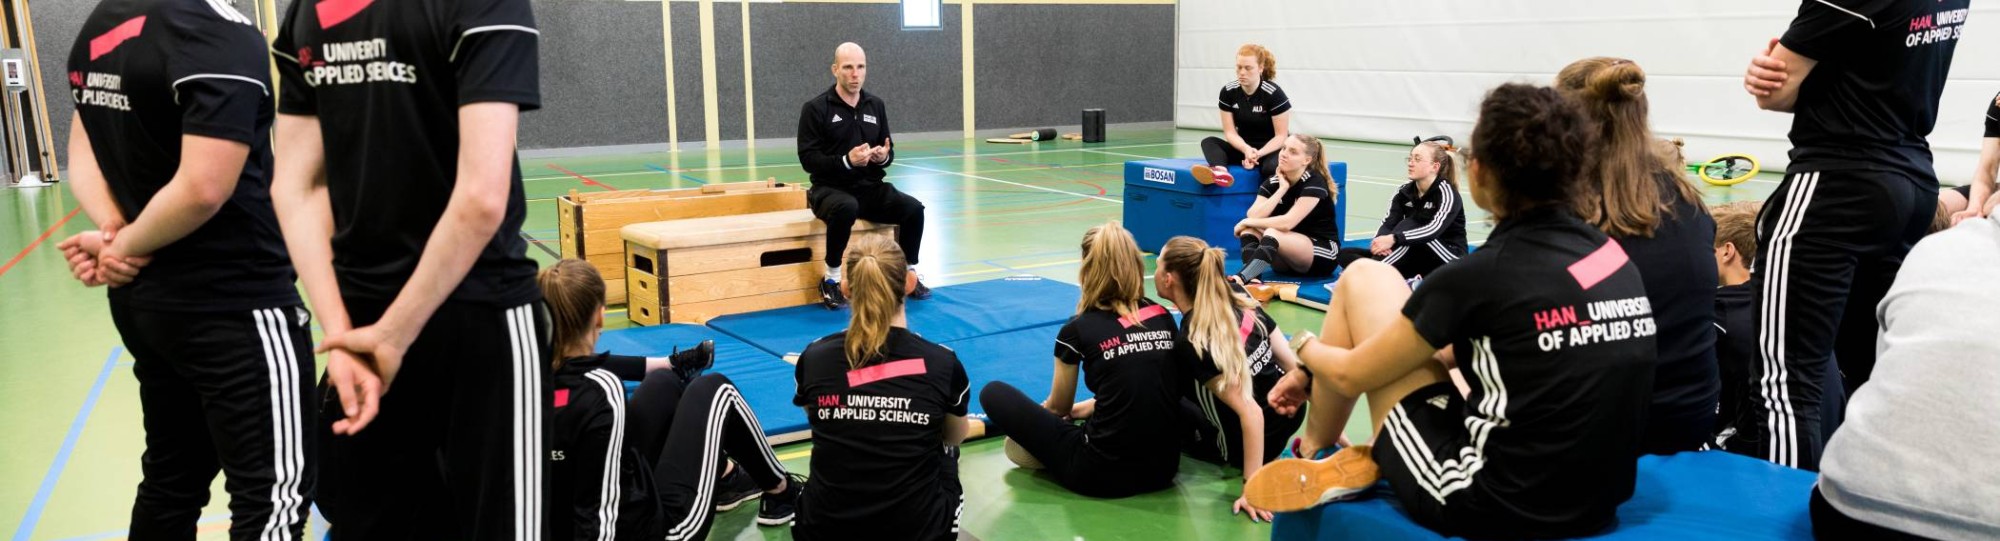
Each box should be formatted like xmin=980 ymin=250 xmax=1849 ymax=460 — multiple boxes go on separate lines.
xmin=757 ymin=472 xmax=807 ymax=526
xmin=712 ymin=465 xmax=761 ymax=512
xmin=670 ymin=340 xmax=715 ymax=383
xmin=818 ymin=279 xmax=847 ymax=309
xmin=908 ymin=278 xmax=933 ymax=301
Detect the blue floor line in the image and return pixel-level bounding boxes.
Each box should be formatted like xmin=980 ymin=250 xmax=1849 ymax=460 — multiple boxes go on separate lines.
xmin=14 ymin=347 xmax=125 ymax=541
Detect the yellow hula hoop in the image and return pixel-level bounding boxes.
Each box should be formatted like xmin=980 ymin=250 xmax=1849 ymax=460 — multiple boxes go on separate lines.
xmin=1697 ymin=154 xmax=1760 ymax=186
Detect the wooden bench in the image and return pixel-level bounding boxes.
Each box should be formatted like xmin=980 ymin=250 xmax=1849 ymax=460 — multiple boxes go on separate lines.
xmin=556 ymin=180 xmax=805 ymax=304
xmin=621 ymin=209 xmax=896 ymax=325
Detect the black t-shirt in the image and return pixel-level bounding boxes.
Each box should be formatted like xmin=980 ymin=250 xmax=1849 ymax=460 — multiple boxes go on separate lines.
xmin=1217 ymin=80 xmax=1291 ymax=149
xmin=67 ymin=0 xmax=297 ymax=312
xmin=1781 ymin=0 xmax=1969 ymax=180
xmin=1053 ymin=299 xmax=1183 ymax=470
xmin=793 ymin=327 xmax=968 ymax=540
xmin=797 ymin=86 xmax=893 ymax=191
xmin=1612 ymin=175 xmax=1719 ymax=452
xmin=1986 ymin=91 xmax=1999 ymax=138
xmin=1175 ymin=297 xmax=1288 ymax=463
xmin=1400 ymin=206 xmax=1656 ymax=529
xmin=1712 ymin=283 xmax=1756 ymax=439
xmin=271 ymin=0 xmax=541 ymax=306
xmin=1260 ymin=169 xmax=1340 ymax=242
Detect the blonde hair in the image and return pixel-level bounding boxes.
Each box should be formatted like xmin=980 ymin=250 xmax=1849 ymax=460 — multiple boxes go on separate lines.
xmin=537 ymin=259 xmax=606 ymax=371
xmin=1290 ymin=134 xmax=1340 ymax=200
xmin=1077 ymin=222 xmax=1147 ymax=320
xmin=1237 ymin=43 xmax=1277 ymax=81
xmin=842 ymin=234 xmax=908 ymax=370
xmin=1711 ymin=201 xmax=1761 ymax=265
xmin=1416 ymin=140 xmax=1463 ymax=190
xmin=1158 ymin=236 xmax=1257 ymax=391
xmin=1556 ymin=57 xmax=1705 ymax=237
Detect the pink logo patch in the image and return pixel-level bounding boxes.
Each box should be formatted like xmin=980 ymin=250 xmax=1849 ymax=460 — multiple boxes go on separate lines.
xmin=847 ymin=358 xmax=927 ymax=387
xmin=316 ymin=0 xmax=373 ymax=29
xmin=554 ymin=388 xmax=570 ymax=408
xmin=1567 ymin=239 xmax=1631 ymax=290
xmin=1118 ymin=305 xmax=1168 ymax=328
xmin=88 ymin=16 xmax=146 ymax=61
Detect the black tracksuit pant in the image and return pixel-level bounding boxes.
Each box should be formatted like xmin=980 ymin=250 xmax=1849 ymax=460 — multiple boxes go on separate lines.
xmin=809 ymin=183 xmax=926 ymax=268
xmin=624 ymin=372 xmax=788 ymax=541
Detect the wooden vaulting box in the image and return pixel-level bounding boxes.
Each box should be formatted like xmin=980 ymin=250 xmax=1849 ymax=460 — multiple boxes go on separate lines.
xmin=621 ymin=209 xmax=895 ymax=325
xmin=555 ymin=181 xmax=805 ymax=304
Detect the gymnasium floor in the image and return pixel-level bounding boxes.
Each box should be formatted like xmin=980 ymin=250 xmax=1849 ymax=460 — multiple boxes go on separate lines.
xmin=0 ymin=127 xmax=1782 ymax=540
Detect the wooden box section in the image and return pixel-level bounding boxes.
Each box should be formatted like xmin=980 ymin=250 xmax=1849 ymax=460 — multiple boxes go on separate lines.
xmin=555 ymin=180 xmax=806 ymax=304
xmin=622 ymin=209 xmax=896 ymax=325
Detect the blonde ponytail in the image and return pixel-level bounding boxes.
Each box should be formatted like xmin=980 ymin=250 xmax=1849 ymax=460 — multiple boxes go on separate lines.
xmin=1159 ymin=236 xmax=1256 ymax=391
xmin=842 ymin=234 xmax=908 ymax=370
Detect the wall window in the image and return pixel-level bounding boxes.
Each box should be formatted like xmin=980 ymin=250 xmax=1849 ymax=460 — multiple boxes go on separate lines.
xmin=902 ymin=0 xmax=941 ymax=29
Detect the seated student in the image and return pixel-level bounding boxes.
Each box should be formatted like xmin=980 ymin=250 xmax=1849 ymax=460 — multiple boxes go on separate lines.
xmin=1813 ymin=198 xmax=2000 ymax=541
xmin=1710 ymin=202 xmax=1844 ymax=448
xmin=1156 ymin=236 xmax=1308 ymax=522
xmin=792 ymin=234 xmax=970 ymax=541
xmin=1233 ymin=134 xmax=1344 ymax=283
xmin=1193 ymin=43 xmax=1290 ymax=187
xmin=978 ymin=222 xmax=1183 ymax=498
xmin=1937 ymin=90 xmax=1999 ymax=229
xmin=1558 ymin=57 xmax=1718 ymax=456
xmin=1245 ymin=84 xmax=1658 ymax=539
xmin=539 ymin=259 xmax=802 ymax=541
xmin=1337 ymin=136 xmax=1469 ymax=280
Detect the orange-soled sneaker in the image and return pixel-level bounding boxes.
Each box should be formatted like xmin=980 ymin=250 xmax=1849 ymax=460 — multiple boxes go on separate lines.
xmin=1190 ymin=164 xmax=1218 ymax=185
xmin=1245 ymin=444 xmax=1379 ymax=512
xmin=1211 ymin=167 xmax=1236 ymax=188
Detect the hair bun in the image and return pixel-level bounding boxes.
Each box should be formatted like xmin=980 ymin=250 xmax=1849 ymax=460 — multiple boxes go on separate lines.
xmin=1589 ymin=60 xmax=1646 ymax=102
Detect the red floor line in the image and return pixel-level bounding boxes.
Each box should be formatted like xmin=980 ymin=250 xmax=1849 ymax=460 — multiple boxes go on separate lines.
xmin=543 ymin=163 xmax=618 ymax=190
xmin=0 ymin=207 xmax=82 ymax=279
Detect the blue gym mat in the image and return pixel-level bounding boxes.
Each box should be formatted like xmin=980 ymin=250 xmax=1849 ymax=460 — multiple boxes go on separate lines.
xmin=708 ymin=276 xmax=1081 ymax=357
xmin=1271 ymin=451 xmax=1815 ymax=541
xmin=594 ymin=324 xmax=812 ymax=439
xmin=937 ymin=323 xmax=1096 ymax=417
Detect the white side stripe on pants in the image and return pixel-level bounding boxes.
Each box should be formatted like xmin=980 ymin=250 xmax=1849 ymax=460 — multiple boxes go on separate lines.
xmin=252 ymin=308 xmax=307 ymax=540
xmin=1756 ymin=171 xmax=1820 ymax=468
xmin=509 ymin=305 xmax=546 ymax=541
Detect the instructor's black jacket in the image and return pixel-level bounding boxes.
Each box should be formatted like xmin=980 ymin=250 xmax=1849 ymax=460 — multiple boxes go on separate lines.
xmin=797 ymin=85 xmax=894 ymax=190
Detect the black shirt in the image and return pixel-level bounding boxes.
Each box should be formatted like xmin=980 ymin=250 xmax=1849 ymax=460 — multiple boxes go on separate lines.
xmin=1377 ymin=179 xmax=1470 ymax=255
xmin=1176 ymin=297 xmax=1289 ymax=464
xmin=793 ymin=327 xmax=968 ymax=540
xmin=797 ymin=86 xmax=893 ymax=191
xmin=1781 ymin=0 xmax=1969 ymax=180
xmin=1712 ymin=283 xmax=1756 ymax=439
xmin=1259 ymin=169 xmax=1340 ymax=242
xmin=1401 ymin=206 xmax=1656 ymax=532
xmin=1052 ymin=299 xmax=1183 ymax=473
xmin=1986 ymin=91 xmax=1999 ymax=138
xmin=271 ymin=0 xmax=542 ymax=306
xmin=1217 ymin=80 xmax=1291 ymax=149
xmin=1613 ymin=175 xmax=1719 ymax=454
xmin=68 ymin=0 xmax=297 ymax=312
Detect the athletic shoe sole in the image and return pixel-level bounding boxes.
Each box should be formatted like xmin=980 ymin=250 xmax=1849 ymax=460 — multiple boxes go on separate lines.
xmin=1244 ymin=445 xmax=1379 ymax=512
xmin=1190 ymin=165 xmax=1217 ymax=185
xmin=714 ymin=491 xmax=761 ymax=512
xmin=755 ymin=512 xmax=795 ymax=526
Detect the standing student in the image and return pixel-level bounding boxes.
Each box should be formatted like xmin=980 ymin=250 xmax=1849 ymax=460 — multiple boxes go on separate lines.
xmin=979 ymin=222 xmax=1183 ymax=498
xmin=267 ymin=0 xmax=551 ymax=536
xmin=1248 ymin=85 xmax=1657 ymax=540
xmin=1233 ymin=134 xmax=1343 ymax=283
xmin=1735 ymin=0 xmax=1967 ymax=470
xmin=798 ymin=42 xmax=930 ymax=308
xmin=58 ymin=1 xmax=312 ymax=537
xmin=1340 ymin=137 xmax=1469 ymax=279
xmin=1710 ymin=201 xmax=1845 ymax=445
xmin=1192 ymin=44 xmax=1290 ymax=187
xmin=1556 ymin=57 xmax=1718 ymax=455
xmin=537 ymin=259 xmax=802 ymax=541
xmin=791 ymin=235 xmax=969 ymax=541
xmin=1155 ymin=236 xmax=1307 ymax=522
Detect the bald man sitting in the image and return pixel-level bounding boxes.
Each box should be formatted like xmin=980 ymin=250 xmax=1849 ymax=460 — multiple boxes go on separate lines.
xmin=798 ymin=42 xmax=930 ymax=309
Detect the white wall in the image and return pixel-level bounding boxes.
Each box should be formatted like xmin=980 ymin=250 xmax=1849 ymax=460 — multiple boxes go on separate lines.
xmin=1176 ymin=1 xmax=2000 ymax=183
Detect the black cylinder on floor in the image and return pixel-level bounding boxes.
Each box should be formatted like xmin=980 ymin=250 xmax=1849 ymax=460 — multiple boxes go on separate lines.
xmin=1083 ymin=109 xmax=1106 ymax=143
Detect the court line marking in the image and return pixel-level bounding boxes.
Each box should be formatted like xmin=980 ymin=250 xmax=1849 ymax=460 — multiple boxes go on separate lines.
xmin=14 ymin=347 xmax=124 ymax=541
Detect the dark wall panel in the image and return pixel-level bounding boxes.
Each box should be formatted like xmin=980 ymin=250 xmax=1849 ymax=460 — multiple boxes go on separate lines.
xmin=750 ymin=3 xmax=963 ymax=140
xmin=522 ymin=0 xmax=668 ymax=149
xmin=974 ymin=4 xmax=1174 ymax=130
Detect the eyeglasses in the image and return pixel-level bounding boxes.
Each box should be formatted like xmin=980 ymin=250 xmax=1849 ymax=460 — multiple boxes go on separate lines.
xmin=1405 ymin=157 xmax=1434 ymax=164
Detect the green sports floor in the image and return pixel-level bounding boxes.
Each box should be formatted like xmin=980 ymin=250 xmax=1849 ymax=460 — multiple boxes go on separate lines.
xmin=0 ymin=127 xmax=1784 ymax=540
